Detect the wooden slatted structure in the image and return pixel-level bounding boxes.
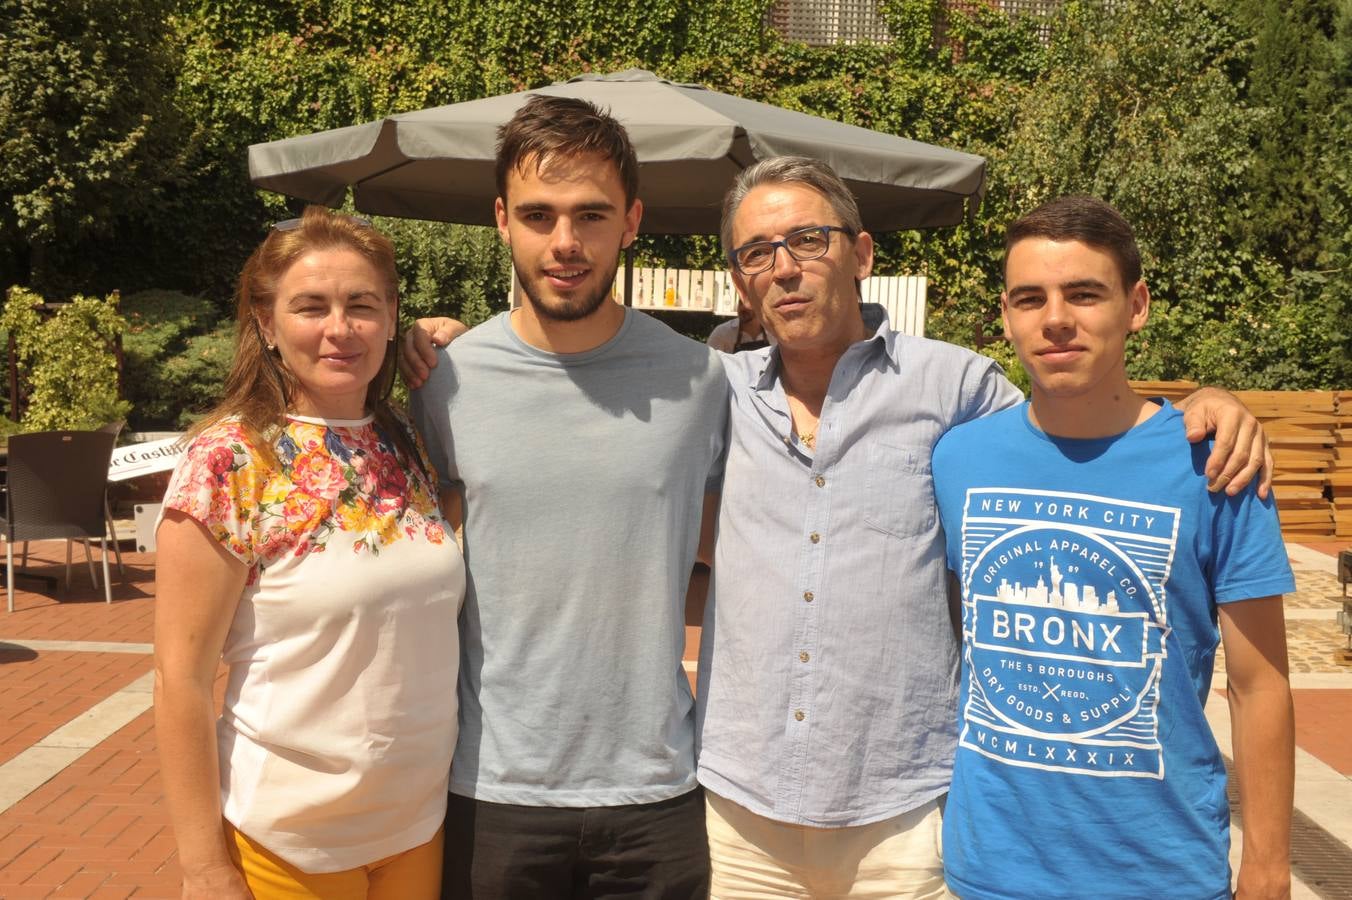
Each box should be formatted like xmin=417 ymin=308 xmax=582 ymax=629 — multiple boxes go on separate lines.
xmin=1333 ymin=390 xmax=1352 ymax=538
xmin=1129 ymin=380 xmax=1197 ymax=404
xmin=533 ymin=268 xmax=930 ymax=337
xmin=617 ymin=266 xmax=740 ymax=315
xmin=1237 ymin=391 xmax=1338 ymax=538
xmin=1130 ymin=382 xmax=1352 ymax=539
xmin=862 ymin=276 xmax=928 ymax=337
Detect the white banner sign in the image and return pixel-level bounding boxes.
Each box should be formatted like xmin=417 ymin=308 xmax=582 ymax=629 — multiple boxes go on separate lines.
xmin=108 ymin=436 xmax=186 ymax=482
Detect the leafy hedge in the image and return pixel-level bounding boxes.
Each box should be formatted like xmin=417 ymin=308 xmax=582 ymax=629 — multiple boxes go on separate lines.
xmin=1 ymin=288 xmax=131 ymax=432
xmin=1 ymin=0 xmax=1347 ymax=424
xmin=121 ymin=290 xmax=233 ymax=429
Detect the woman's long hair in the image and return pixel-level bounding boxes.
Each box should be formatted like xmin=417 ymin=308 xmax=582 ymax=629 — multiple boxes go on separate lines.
xmin=191 ymin=206 xmax=418 ymax=469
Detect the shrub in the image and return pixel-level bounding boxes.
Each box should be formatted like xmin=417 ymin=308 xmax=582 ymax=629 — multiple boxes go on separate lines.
xmin=156 ymin=321 xmax=236 ymax=428
xmin=120 ymin=289 xmax=226 ymax=428
xmin=0 ymin=286 xmax=131 ymax=431
xmin=380 ymin=219 xmax=511 ymax=329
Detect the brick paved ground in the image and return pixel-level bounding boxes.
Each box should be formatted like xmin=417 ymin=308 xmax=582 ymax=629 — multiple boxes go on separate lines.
xmin=1291 ymin=689 xmax=1352 ymax=775
xmin=2 ymin=559 xmax=156 ymax=644
xmin=0 ymin=544 xmax=182 ymax=897
xmin=1 ymin=710 xmax=179 ymax=898
xmin=0 ymin=540 xmax=1348 ymax=897
xmin=0 ymin=652 xmax=152 ymax=769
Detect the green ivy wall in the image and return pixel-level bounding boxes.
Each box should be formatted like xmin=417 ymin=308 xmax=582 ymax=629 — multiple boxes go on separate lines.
xmin=0 ymin=0 xmax=1347 ymax=428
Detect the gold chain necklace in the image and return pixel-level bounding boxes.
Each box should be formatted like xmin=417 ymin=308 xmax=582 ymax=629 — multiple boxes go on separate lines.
xmin=796 ymin=430 xmax=816 ymax=449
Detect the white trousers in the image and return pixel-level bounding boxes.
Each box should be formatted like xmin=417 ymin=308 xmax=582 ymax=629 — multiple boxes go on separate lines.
xmin=705 ymin=791 xmax=951 ymax=900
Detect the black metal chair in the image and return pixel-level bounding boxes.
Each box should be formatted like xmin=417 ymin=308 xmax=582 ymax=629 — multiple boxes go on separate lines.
xmin=96 ymin=419 xmax=126 ymax=577
xmin=1 ymin=430 xmax=118 ymax=611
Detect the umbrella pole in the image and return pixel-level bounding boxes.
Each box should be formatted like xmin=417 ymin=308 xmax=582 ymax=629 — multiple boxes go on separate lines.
xmin=624 ymin=246 xmax=634 ymax=307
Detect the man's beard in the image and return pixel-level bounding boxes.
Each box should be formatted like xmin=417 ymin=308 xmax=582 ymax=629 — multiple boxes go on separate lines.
xmin=514 ymin=256 xmax=618 ymax=323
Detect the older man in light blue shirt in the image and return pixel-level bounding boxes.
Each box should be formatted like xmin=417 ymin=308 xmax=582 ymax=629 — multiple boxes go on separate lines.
xmin=698 ymin=321 xmax=1021 ymax=828
xmin=695 ymin=156 xmax=1270 ymax=897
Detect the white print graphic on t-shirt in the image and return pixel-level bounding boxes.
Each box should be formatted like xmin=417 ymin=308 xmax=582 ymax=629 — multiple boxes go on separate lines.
xmin=957 ymin=488 xmax=1179 ymax=779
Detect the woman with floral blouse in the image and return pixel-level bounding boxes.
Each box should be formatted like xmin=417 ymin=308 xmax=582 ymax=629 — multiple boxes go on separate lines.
xmin=154 ymin=207 xmax=464 ymax=899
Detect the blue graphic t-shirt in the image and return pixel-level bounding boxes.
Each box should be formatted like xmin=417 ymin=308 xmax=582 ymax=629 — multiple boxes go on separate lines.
xmin=932 ymin=400 xmax=1294 ymax=900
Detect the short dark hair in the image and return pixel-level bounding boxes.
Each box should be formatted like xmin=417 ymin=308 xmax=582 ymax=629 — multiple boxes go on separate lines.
xmin=495 ymin=95 xmax=639 ymax=207
xmin=1004 ymin=195 xmax=1142 ymax=290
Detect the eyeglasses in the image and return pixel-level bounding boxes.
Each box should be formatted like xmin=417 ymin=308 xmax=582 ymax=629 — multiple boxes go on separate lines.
xmin=728 ymin=225 xmax=856 ymax=275
xmin=271 ymin=214 xmax=372 ymax=232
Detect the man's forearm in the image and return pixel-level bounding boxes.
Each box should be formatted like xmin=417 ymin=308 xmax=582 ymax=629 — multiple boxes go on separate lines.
xmin=1229 ymin=677 xmax=1295 ymax=895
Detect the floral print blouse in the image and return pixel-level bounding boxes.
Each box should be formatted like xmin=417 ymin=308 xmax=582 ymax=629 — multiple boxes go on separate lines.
xmin=167 ymin=413 xmax=449 ymax=583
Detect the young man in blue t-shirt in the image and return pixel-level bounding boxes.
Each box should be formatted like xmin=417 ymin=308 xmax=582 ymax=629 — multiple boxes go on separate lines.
xmin=932 ymin=196 xmax=1295 ymax=900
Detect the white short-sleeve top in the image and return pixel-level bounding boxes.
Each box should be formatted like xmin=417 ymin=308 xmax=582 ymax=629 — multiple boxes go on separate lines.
xmin=163 ymin=413 xmax=464 ymax=873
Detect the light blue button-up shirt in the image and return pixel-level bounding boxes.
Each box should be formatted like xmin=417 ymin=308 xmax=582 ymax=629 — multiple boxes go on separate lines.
xmin=697 ymin=319 xmax=1023 ymax=827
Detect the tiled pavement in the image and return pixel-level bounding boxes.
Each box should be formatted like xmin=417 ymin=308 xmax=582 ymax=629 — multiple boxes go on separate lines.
xmin=0 ymin=548 xmax=189 ymax=898
xmin=0 ymin=542 xmax=1349 ymax=898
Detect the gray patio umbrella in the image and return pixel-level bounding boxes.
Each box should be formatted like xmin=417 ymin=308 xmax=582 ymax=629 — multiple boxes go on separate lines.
xmin=248 ymin=68 xmax=986 ymax=235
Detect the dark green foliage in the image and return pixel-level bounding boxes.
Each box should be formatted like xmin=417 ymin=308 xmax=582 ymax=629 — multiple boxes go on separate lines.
xmin=0 ymin=0 xmax=192 ymax=296
xmin=154 ymin=323 xmax=237 ymax=428
xmin=1234 ymin=0 xmax=1341 ymax=267
xmin=379 ymin=220 xmax=511 ymax=330
xmin=2 ymin=0 xmax=1348 ymax=405
xmin=120 ymin=285 xmax=236 ymax=429
xmin=122 ymin=290 xmax=218 ymax=352
xmin=120 ymin=290 xmax=227 ymax=428
xmin=990 ymin=0 xmax=1351 ymax=387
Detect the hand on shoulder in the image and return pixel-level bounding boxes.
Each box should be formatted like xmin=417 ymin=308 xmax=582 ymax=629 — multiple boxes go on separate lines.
xmin=399 ymin=317 xmax=468 ymax=389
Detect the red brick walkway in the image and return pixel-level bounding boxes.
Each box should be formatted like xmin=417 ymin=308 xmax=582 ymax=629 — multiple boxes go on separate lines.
xmin=1293 ymin=689 xmax=1352 ymax=776
xmin=0 ymin=652 xmax=152 ymax=769
xmin=1 ymin=710 xmax=177 ymax=898
xmin=0 ymin=547 xmax=187 ymax=898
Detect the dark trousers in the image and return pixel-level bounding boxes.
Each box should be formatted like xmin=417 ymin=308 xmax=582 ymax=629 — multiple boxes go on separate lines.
xmin=441 ymin=788 xmax=709 ymax=900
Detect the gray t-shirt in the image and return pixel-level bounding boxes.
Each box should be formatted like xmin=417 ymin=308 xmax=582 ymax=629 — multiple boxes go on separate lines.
xmin=411 ymin=309 xmax=729 ymax=806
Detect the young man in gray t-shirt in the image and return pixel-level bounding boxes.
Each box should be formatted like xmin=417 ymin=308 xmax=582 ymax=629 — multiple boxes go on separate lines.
xmin=410 ymin=95 xmax=725 ymax=899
